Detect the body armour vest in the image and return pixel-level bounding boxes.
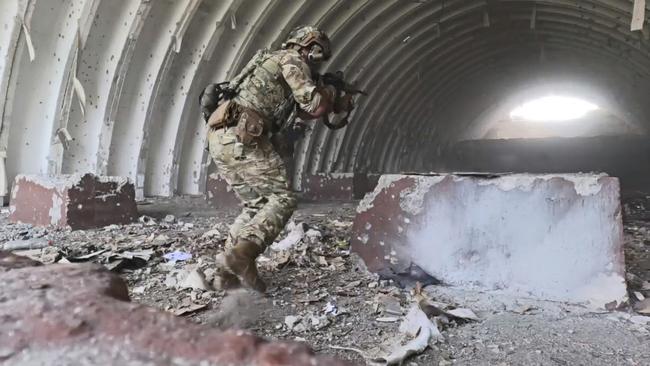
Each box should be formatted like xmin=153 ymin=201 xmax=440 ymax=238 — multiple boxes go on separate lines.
xmin=232 ymin=49 xmax=295 ymax=127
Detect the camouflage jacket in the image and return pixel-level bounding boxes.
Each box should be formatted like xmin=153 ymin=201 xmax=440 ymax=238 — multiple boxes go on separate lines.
xmin=232 ymin=48 xmax=318 ymax=129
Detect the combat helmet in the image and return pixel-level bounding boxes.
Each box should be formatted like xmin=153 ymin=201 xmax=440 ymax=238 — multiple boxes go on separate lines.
xmin=283 ymin=25 xmax=331 ymax=63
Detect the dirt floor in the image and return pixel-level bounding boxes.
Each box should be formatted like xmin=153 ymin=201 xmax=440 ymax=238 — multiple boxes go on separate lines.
xmin=1 ymin=196 xmax=650 ymax=365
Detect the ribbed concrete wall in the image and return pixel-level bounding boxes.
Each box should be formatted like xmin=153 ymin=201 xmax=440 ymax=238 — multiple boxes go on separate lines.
xmin=1 ymin=0 xmax=649 ymax=198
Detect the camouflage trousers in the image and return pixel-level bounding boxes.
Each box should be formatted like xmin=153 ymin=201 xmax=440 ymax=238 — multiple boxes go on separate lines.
xmin=207 ymin=127 xmax=297 ymax=251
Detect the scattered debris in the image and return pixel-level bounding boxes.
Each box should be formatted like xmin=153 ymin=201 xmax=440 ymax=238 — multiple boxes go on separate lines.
xmin=634 ymin=298 xmax=650 ymax=314
xmin=412 ymin=283 xmax=480 ymax=324
xmin=13 ymin=246 xmax=60 ymax=264
xmin=271 ymin=221 xmax=307 ymax=251
xmin=138 ymin=215 xmax=156 ymax=226
xmin=514 ymin=304 xmax=538 ymax=315
xmin=629 ymin=315 xmax=650 ymax=325
xmin=446 ymin=308 xmax=480 ymax=322
xmin=285 ymin=315 xmax=302 ymax=330
xmin=174 ymin=303 xmax=207 ymax=316
xmin=132 ymin=285 xmax=147 ymax=294
xmin=163 ymin=251 xmax=192 ymax=264
xmin=2 ymin=238 xmax=49 ymax=251
xmin=201 ymin=228 xmax=222 ymax=240
xmin=71 ymin=249 xmax=109 ymax=261
xmin=305 ymin=228 xmax=322 ymax=245
xmin=163 ymin=214 xmax=176 ymax=223
xmin=376 ymin=316 xmax=400 ymax=323
xmin=323 ymin=301 xmax=339 ymax=316
xmin=334 ymin=303 xmax=443 ymax=365
xmin=118 ymin=249 xmax=154 ymax=261
xmin=103 ymin=224 xmax=121 ymax=231
xmin=164 ymin=271 xmax=182 ymax=288
xmin=180 ymin=268 xmax=212 ymax=291
xmin=332 ymin=219 xmax=352 ymax=228
xmin=374 ymin=305 xmax=441 ymax=365
xmin=376 ymin=294 xmax=403 ymax=316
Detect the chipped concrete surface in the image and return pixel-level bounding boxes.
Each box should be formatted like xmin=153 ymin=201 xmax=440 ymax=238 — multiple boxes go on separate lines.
xmin=15 ymin=173 xmax=85 ymax=191
xmin=476 ymin=173 xmax=609 ymax=196
xmin=48 ymin=193 xmax=64 ymax=226
xmin=353 ymin=174 xmax=627 ymax=308
xmin=9 ymin=173 xmax=138 ymax=229
xmin=96 ymin=175 xmax=131 ymax=193
xmin=301 ymin=173 xmax=355 ymax=202
xmin=398 ymin=175 xmax=446 ymax=216
xmin=356 ymin=174 xmax=404 ymax=214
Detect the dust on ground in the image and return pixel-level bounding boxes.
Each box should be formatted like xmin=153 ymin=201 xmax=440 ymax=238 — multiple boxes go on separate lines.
xmin=1 ymin=196 xmax=650 ymax=365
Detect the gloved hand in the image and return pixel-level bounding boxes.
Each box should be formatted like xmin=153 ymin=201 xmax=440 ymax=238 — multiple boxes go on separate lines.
xmin=333 ymin=94 xmax=355 ymax=114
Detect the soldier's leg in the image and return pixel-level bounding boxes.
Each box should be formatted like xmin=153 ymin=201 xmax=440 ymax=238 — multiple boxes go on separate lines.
xmin=224 ymin=138 xmax=297 ymax=292
xmin=234 ymin=137 xmax=297 ymax=249
xmin=225 ymin=186 xmax=261 ymax=249
xmin=208 ymin=128 xmax=265 ymax=246
xmin=207 ymin=128 xmax=264 ymax=289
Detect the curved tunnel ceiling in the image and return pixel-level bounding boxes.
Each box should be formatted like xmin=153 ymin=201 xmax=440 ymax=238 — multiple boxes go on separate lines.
xmin=1 ymin=0 xmax=648 ymax=197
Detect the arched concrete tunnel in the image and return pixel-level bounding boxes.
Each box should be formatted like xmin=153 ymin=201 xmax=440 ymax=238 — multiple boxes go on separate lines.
xmin=1 ymin=0 xmax=649 ymax=202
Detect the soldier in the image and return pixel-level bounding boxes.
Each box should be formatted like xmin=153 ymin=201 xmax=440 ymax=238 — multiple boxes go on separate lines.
xmin=204 ymin=26 xmax=354 ymax=292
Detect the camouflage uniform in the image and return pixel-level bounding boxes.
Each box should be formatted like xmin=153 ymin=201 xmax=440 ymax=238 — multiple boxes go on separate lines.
xmin=207 ymin=48 xmax=320 ymax=251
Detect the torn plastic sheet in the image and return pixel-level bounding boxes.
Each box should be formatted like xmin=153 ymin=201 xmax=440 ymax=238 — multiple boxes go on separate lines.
xmin=371 ymin=305 xmax=443 ymax=365
xmin=332 ymin=304 xmax=442 ymax=365
xmin=163 ymin=251 xmax=192 ymax=264
xmin=271 ymin=222 xmax=306 ymax=251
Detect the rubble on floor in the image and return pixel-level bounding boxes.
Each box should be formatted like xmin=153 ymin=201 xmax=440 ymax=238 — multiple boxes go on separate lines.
xmin=0 ymin=198 xmax=649 ymax=365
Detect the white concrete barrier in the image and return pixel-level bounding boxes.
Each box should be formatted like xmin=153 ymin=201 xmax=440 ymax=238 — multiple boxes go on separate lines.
xmin=351 ymin=173 xmax=627 ymax=309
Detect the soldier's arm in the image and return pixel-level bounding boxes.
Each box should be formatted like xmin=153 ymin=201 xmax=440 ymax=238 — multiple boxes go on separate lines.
xmin=280 ymin=55 xmax=333 ymax=119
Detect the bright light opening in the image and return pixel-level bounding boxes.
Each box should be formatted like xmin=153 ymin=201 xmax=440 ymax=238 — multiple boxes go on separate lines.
xmin=510 ymin=96 xmax=599 ymax=122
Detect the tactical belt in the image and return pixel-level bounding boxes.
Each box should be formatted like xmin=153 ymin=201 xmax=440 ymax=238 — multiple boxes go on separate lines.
xmin=209 ymin=101 xmax=267 ymax=146
xmin=210 ymin=117 xmax=238 ymax=131
xmin=208 ymin=101 xmax=238 ymax=130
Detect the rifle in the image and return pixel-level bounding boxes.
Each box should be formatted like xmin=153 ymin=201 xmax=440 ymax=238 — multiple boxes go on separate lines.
xmin=318 ymin=71 xmax=368 ymax=96
xmin=315 ymin=71 xmax=367 ymax=130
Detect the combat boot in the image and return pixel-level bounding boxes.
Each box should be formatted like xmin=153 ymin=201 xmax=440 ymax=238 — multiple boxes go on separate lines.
xmin=225 ymin=239 xmax=267 ymax=293
xmin=216 ymin=270 xmax=242 ymax=290
xmin=214 ymin=253 xmax=242 ymax=290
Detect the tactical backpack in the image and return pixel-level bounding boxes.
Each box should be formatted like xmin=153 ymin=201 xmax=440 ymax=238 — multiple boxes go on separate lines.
xmin=198 ymin=82 xmax=236 ymax=122
xmin=198 ymin=49 xmax=271 ymax=123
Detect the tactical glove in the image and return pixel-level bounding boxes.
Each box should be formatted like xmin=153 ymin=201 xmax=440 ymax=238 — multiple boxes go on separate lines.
xmin=334 ymin=94 xmax=355 ymax=114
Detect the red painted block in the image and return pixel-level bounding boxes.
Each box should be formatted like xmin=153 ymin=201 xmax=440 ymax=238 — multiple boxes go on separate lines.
xmin=0 ymin=251 xmax=352 ymax=365
xmin=205 ymin=172 xmax=240 ymax=209
xmin=9 ymin=174 xmax=138 ymax=230
xmin=302 ymin=173 xmax=354 ymax=202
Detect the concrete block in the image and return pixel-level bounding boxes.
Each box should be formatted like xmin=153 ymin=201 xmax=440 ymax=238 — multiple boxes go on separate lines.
xmin=9 ymin=174 xmax=138 ymax=230
xmin=351 ymin=173 xmax=627 ymax=308
xmin=0 ymin=251 xmax=350 ymax=365
xmin=302 ymin=173 xmax=354 ymax=202
xmin=205 ymin=173 xmax=239 ymax=209
xmin=353 ymin=173 xmax=381 ymax=199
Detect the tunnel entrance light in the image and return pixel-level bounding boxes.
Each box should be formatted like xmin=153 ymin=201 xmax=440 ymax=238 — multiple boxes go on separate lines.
xmin=510 ymin=96 xmax=599 ymax=122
